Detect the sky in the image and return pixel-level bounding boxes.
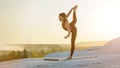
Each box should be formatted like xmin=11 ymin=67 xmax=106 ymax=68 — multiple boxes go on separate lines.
xmin=0 ymin=0 xmax=120 ymax=44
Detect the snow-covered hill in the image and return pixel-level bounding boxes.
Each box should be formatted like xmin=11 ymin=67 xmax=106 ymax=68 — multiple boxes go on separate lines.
xmin=0 ymin=37 xmax=120 ymax=68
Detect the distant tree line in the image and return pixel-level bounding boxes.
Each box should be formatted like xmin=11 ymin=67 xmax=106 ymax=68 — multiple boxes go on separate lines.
xmin=0 ymin=48 xmax=64 ymax=62
xmin=0 ymin=47 xmax=88 ymax=62
xmin=0 ymin=49 xmax=28 ymax=62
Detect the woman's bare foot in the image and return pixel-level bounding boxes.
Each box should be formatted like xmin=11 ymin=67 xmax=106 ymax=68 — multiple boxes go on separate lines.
xmin=71 ymin=5 xmax=78 ymax=11
xmin=66 ymin=56 xmax=72 ymax=60
xmin=73 ymin=5 xmax=78 ymax=10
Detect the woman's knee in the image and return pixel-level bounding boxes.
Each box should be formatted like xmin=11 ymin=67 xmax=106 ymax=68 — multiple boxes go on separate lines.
xmin=74 ymin=19 xmax=77 ymax=24
xmin=73 ymin=11 xmax=77 ymax=22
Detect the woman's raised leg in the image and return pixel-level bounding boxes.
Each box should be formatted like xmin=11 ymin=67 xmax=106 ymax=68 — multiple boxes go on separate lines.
xmin=71 ymin=7 xmax=77 ymax=25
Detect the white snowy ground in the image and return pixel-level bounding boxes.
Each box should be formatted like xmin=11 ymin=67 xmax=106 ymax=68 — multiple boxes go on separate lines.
xmin=0 ymin=46 xmax=120 ymax=68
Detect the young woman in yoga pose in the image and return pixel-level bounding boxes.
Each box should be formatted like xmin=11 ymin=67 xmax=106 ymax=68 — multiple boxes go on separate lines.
xmin=59 ymin=5 xmax=78 ymax=60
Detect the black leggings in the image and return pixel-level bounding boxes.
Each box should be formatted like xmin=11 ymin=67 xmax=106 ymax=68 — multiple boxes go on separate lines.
xmin=70 ymin=10 xmax=77 ymax=57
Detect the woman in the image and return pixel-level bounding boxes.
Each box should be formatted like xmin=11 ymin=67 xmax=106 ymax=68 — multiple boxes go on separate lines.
xmin=59 ymin=5 xmax=78 ymax=60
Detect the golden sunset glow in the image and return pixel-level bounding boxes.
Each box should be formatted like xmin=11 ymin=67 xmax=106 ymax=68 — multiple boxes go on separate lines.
xmin=0 ymin=0 xmax=120 ymax=44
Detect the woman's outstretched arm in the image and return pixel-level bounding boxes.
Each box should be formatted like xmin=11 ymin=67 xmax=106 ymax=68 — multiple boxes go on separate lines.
xmin=66 ymin=5 xmax=78 ymax=18
xmin=64 ymin=22 xmax=71 ymax=39
xmin=66 ymin=8 xmax=73 ymax=18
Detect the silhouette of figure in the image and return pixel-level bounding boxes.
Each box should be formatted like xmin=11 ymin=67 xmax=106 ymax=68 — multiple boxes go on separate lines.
xmin=59 ymin=5 xmax=78 ymax=60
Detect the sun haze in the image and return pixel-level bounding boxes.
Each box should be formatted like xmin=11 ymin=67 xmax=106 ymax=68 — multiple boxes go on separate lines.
xmin=0 ymin=0 xmax=120 ymax=44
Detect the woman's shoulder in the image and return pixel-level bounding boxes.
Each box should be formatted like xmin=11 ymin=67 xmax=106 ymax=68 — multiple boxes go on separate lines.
xmin=66 ymin=20 xmax=70 ymax=25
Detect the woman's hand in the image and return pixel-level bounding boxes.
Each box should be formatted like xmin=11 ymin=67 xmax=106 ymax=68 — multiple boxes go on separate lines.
xmin=64 ymin=32 xmax=70 ymax=39
xmin=72 ymin=5 xmax=78 ymax=10
xmin=64 ymin=31 xmax=71 ymax=39
xmin=64 ymin=35 xmax=70 ymax=39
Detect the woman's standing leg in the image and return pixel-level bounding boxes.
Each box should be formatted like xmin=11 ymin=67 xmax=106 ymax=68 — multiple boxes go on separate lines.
xmin=70 ymin=26 xmax=77 ymax=57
